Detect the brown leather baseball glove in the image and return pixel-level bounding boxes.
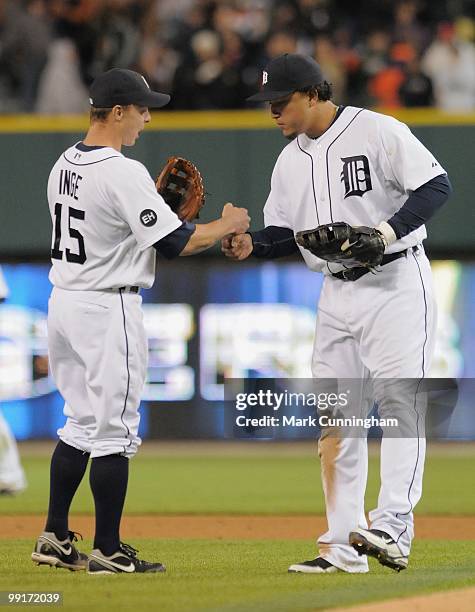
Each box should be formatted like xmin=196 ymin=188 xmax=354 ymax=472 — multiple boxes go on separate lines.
xmin=156 ymin=156 xmax=205 ymax=221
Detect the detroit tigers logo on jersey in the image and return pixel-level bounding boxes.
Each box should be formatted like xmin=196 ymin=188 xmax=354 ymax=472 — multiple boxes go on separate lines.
xmin=340 ymin=155 xmax=372 ymax=199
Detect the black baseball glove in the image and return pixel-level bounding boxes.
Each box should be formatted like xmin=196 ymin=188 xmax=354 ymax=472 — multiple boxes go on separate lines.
xmin=295 ymin=222 xmax=386 ymax=268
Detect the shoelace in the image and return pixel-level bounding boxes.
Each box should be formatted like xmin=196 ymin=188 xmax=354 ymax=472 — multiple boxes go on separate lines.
xmin=68 ymin=531 xmax=83 ymax=543
xmin=118 ymin=542 xmax=139 ymax=558
xmin=118 ymin=542 xmax=160 ymax=569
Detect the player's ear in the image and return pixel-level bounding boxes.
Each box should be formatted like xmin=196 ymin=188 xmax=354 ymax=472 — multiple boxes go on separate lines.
xmin=112 ymin=105 xmax=124 ymax=121
xmin=308 ymin=88 xmax=319 ymax=106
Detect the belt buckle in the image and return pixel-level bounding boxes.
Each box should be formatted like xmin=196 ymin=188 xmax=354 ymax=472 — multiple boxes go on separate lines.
xmin=341 ymin=269 xmax=352 ymax=282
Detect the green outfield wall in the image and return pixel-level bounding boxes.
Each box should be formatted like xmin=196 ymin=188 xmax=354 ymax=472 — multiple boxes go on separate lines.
xmin=1 ymin=109 xmax=474 ymax=257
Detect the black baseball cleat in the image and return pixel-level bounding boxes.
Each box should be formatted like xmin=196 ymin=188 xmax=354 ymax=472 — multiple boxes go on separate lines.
xmin=88 ymin=542 xmax=166 ymax=574
xmin=31 ymin=531 xmax=88 ymax=571
xmin=0 ymin=484 xmax=26 ymax=496
xmin=288 ymin=557 xmax=339 ymax=574
xmin=349 ymin=528 xmax=408 ymax=572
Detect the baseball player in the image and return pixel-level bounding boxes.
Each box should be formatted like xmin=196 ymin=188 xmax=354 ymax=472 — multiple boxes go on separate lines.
xmin=0 ymin=268 xmax=26 ymax=495
xmin=0 ymin=266 xmax=28 ymax=495
xmin=31 ymin=68 xmax=250 ymax=574
xmin=0 ymin=411 xmax=27 ymax=495
xmin=223 ymin=54 xmax=451 ymax=573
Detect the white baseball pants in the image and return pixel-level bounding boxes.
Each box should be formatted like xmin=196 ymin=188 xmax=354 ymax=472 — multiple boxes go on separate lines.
xmin=312 ymin=247 xmax=436 ymax=572
xmin=48 ymin=287 xmax=147 ymax=458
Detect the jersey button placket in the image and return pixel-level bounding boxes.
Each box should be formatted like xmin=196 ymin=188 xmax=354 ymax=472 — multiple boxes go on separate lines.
xmin=314 ymin=143 xmax=328 ymax=218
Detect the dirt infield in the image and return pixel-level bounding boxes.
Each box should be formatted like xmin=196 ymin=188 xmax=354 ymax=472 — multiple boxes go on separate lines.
xmin=1 ymin=514 xmax=474 ymax=540
xmin=330 ymin=586 xmax=475 ymax=612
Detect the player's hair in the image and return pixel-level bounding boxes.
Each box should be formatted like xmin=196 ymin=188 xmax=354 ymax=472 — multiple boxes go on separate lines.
xmin=90 ymin=107 xmax=113 ymax=122
xmin=297 ymin=81 xmax=333 ymax=102
xmin=89 ymin=105 xmax=133 ymax=122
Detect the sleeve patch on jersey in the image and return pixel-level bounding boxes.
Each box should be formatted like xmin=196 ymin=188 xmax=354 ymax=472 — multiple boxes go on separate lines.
xmin=140 ymin=209 xmax=158 ymax=227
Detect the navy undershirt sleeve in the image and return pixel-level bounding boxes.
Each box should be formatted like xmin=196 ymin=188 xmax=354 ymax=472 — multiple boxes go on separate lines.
xmin=153 ymin=221 xmax=196 ymax=259
xmin=387 ymin=174 xmax=452 ymax=239
xmin=249 ymin=226 xmax=298 ymax=258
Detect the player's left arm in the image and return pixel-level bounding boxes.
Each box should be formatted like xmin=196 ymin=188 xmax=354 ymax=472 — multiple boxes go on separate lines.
xmin=379 ymin=173 xmax=452 ymax=244
xmin=376 ymin=117 xmax=452 ymax=245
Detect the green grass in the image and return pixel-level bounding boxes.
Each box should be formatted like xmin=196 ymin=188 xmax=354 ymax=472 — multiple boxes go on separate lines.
xmin=1 ymin=539 xmax=475 ymax=611
xmin=0 ymin=446 xmax=474 ymax=515
xmin=1 ymin=444 xmax=474 ymax=610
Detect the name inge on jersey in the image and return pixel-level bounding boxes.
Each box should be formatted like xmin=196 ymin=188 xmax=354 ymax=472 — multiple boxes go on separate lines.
xmin=59 ymin=170 xmax=83 ymax=200
xmin=340 ymin=155 xmax=372 ymax=199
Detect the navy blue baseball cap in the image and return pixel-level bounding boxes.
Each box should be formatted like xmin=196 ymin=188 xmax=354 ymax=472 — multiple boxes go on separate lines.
xmin=247 ymin=53 xmax=325 ymax=102
xmin=89 ymin=68 xmax=170 ymax=108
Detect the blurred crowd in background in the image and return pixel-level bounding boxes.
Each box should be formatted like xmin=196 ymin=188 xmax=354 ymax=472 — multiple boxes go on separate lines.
xmin=0 ymin=0 xmax=474 ymax=114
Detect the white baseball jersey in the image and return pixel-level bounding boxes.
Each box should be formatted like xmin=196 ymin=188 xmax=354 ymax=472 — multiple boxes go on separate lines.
xmin=47 ymin=143 xmax=182 ymax=290
xmin=263 ymin=106 xmax=445 ymax=273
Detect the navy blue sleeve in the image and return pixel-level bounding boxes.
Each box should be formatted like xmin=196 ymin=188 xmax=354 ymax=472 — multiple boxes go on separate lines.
xmin=387 ymin=174 xmax=452 ymax=239
xmin=250 ymin=226 xmax=298 ymax=258
xmin=153 ymin=221 xmax=196 ymax=259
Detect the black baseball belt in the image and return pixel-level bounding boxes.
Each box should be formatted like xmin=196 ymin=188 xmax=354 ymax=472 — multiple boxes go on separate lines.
xmin=331 ymin=246 xmax=418 ymax=282
xmin=118 ymin=286 xmax=140 ymax=293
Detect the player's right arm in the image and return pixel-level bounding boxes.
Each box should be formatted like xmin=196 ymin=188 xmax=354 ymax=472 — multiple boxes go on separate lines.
xmin=111 ymin=159 xmax=249 ymax=257
xmin=221 ymin=226 xmax=298 ymax=261
xmin=154 ymin=203 xmax=250 ymax=257
xmin=179 ymin=203 xmax=250 ymax=256
xmin=221 ymin=233 xmax=253 ymax=260
xmin=222 ymin=150 xmax=298 ymax=261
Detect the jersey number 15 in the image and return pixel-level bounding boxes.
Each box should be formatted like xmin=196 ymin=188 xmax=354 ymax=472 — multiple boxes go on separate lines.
xmin=51 ymin=202 xmax=87 ymax=264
